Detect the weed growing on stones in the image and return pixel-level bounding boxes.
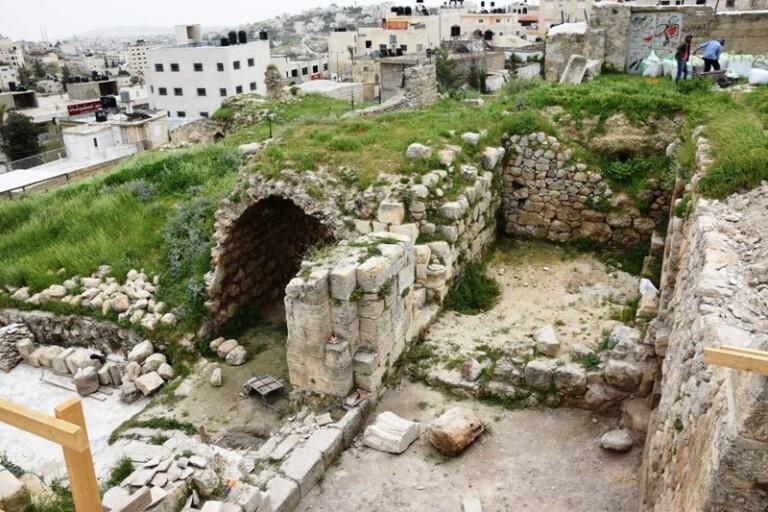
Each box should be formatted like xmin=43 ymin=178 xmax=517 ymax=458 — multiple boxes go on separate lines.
xmin=445 ymin=262 xmax=501 ymax=315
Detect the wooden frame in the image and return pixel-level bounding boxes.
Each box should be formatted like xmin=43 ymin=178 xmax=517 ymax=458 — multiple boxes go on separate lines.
xmin=703 ymin=345 xmax=768 ymax=376
xmin=0 ymin=397 xmax=101 ymax=511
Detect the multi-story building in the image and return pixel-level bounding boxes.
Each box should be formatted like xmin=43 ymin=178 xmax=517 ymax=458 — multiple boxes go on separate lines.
xmin=146 ymin=25 xmax=271 ymax=122
xmin=270 ymin=55 xmax=329 ymax=84
xmin=0 ymin=37 xmax=25 ymax=68
xmin=124 ymin=40 xmax=153 ymax=82
xmin=0 ymin=65 xmax=19 ymax=91
xmin=539 ymin=0 xmax=594 ymax=30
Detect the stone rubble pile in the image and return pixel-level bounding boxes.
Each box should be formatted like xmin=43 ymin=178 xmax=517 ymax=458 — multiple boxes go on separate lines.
xmin=6 ymin=266 xmax=177 ymax=331
xmin=2 ymin=331 xmax=172 ymax=400
xmin=426 ymin=322 xmax=655 ymax=411
xmin=209 ymin=337 xmax=248 ymax=366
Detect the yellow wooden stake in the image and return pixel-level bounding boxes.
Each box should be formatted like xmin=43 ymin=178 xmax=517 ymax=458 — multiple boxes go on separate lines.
xmin=0 ymin=397 xmax=102 ymax=512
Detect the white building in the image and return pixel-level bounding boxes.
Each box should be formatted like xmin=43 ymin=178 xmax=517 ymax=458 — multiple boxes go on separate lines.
xmin=0 ymin=65 xmax=19 ymax=91
xmin=539 ymin=0 xmax=593 ymax=29
xmin=62 ymin=111 xmax=169 ymax=161
xmin=0 ymin=37 xmax=25 ymax=68
xmin=270 ymin=55 xmax=329 ymax=84
xmin=146 ymin=24 xmax=271 ymax=122
xmin=124 ymin=40 xmax=154 ymax=81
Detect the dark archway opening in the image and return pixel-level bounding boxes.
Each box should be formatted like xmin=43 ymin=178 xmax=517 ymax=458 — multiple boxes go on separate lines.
xmin=218 ymin=196 xmax=334 ymax=322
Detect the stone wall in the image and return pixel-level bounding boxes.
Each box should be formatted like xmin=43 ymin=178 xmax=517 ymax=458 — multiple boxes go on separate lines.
xmin=402 ymin=64 xmax=438 ymax=110
xmin=545 ymin=4 xmax=768 ymax=80
xmin=501 ymin=132 xmax=667 ymax=246
xmin=639 ymin=135 xmax=768 ymax=511
xmin=0 ymin=309 xmax=144 ymax=355
xmin=169 ymin=119 xmax=223 ymax=145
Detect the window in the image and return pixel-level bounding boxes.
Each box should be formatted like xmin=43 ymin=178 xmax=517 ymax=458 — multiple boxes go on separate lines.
xmin=176 ymin=111 xmax=186 ymax=117
xmin=417 ymin=44 xmax=424 ymax=52
xmin=248 ymin=58 xmax=254 ymax=67
xmin=197 ymin=88 xmax=206 ymax=96
xmin=150 ymin=85 xmax=154 ymax=93
xmin=236 ymin=85 xmax=243 ymax=94
xmin=200 ymin=112 xmax=209 ymax=118
xmin=725 ymin=0 xmax=735 ymax=5
xmin=154 ymin=63 xmax=164 ymax=72
xmin=233 ymin=60 xmax=241 ymax=70
xmin=478 ymin=19 xmax=484 ymax=23
xmin=401 ymin=45 xmax=408 ymax=52
xmin=158 ymin=87 xmax=167 ymax=95
xmin=323 ymin=63 xmax=328 ymax=71
xmin=170 ymin=63 xmax=179 ymax=72
xmin=174 ymin=87 xmax=183 ymax=96
xmin=194 ymin=63 xmax=203 ymax=71
xmin=496 ymin=18 xmax=501 ymax=23
xmin=93 ymin=137 xmax=98 ymax=148
xmin=365 ymin=40 xmax=372 ymax=49
xmin=291 ymin=69 xmax=299 ymax=77
xmin=379 ymin=44 xmax=387 ymax=51
xmin=219 ymin=87 xmax=227 ymax=96
xmin=302 ymin=67 xmax=308 ymax=76
xmin=389 ymin=35 xmax=397 ymax=45
xmin=250 ymin=82 xmax=257 ymax=91
xmin=312 ymin=64 xmax=319 ymax=73
xmin=217 ymin=62 xmax=224 ymax=72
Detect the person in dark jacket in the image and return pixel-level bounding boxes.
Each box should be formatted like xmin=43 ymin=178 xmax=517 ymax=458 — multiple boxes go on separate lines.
xmin=675 ymin=35 xmax=693 ymax=82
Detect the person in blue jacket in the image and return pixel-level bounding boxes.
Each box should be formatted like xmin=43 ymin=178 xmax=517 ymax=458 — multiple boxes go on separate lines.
xmin=696 ymin=38 xmax=725 ymax=72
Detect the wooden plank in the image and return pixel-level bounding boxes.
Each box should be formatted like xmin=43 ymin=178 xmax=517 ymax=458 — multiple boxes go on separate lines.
xmin=718 ymin=345 xmax=768 ymax=359
xmin=0 ymin=398 xmax=88 ymax=452
xmin=54 ymin=398 xmax=102 ymax=512
xmin=703 ymin=347 xmax=768 ymax=376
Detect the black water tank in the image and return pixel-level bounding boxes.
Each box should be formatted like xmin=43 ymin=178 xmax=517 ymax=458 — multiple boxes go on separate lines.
xmin=8 ymin=82 xmax=17 ymax=91
xmin=451 ymin=25 xmax=461 ymax=37
xmin=238 ymin=30 xmax=247 ymax=44
xmin=220 ymin=38 xmax=229 ymax=46
xmin=95 ymin=110 xmax=108 ymax=122
xmin=405 ymin=6 xmax=412 ymax=14
xmin=228 ymin=31 xmax=238 ymax=45
xmin=259 ymin=31 xmax=268 ymax=40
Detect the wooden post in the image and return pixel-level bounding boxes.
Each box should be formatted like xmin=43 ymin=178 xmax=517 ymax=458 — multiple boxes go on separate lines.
xmin=0 ymin=397 xmax=101 ymax=512
xmin=54 ymin=398 xmax=102 ymax=512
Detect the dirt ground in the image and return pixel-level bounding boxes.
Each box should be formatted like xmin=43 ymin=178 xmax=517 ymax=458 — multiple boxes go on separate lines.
xmin=298 ymin=240 xmax=642 ymax=512
xmin=299 ymin=382 xmax=640 ymax=512
xmin=426 ymin=240 xmax=639 ymax=366
xmin=137 ymin=319 xmax=291 ymax=438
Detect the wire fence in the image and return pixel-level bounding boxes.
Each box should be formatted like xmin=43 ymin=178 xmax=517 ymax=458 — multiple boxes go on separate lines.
xmin=0 ymin=147 xmax=69 ymax=174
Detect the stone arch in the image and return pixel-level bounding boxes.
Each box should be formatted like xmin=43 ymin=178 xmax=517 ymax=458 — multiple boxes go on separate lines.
xmin=205 ymin=193 xmax=339 ymax=329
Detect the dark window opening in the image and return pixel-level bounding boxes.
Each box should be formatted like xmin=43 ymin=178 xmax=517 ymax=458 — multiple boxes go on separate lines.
xmin=197 ymin=88 xmax=206 ymax=96
xmin=220 ymin=88 xmax=227 ymax=96
xmin=154 ymin=63 xmax=164 ymax=72
xmin=248 ymin=58 xmax=255 ymax=67
xmin=177 ymin=111 xmax=186 ymax=117
xmin=174 ymin=87 xmax=183 ymax=96
xmin=170 ymin=63 xmax=179 ymax=72
xmin=194 ymin=63 xmax=203 ymax=71
xmin=233 ymin=60 xmax=241 ymax=70
xmin=236 ymin=85 xmax=243 ymax=94
xmin=217 ymin=62 xmax=224 ymax=71
xmin=158 ymin=87 xmax=167 ymax=95
xmin=250 ymin=82 xmax=257 ymax=91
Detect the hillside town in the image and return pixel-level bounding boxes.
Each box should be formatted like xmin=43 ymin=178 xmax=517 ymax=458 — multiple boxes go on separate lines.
xmin=1 ymin=0 xmax=768 ymax=511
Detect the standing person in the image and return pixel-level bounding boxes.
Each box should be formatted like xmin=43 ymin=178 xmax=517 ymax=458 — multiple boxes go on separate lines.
xmin=696 ymin=38 xmax=725 ymax=72
xmin=675 ymin=35 xmax=693 ymax=81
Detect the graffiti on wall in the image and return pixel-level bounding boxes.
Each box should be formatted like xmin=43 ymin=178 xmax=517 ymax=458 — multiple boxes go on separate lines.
xmin=626 ymin=12 xmax=685 ymax=73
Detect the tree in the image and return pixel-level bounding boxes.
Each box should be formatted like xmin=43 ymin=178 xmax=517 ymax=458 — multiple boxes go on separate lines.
xmin=0 ymin=113 xmax=41 ymax=161
xmin=467 ymin=59 xmax=487 ymax=94
xmin=435 ymin=46 xmax=463 ymax=94
xmin=61 ymin=65 xmax=71 ymax=91
xmin=33 ymin=60 xmax=46 ymax=79
xmin=265 ymin=64 xmax=283 ymax=99
xmin=17 ymin=66 xmax=32 ymax=87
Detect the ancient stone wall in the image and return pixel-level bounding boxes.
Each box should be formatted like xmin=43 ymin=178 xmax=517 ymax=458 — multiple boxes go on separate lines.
xmin=501 ymin=132 xmax=667 ymax=246
xmin=0 ymin=309 xmax=144 ymax=354
xmin=169 ymin=118 xmax=224 ymax=145
xmin=402 ymin=64 xmax=438 ymax=109
xmin=640 ymin=135 xmax=768 ymax=511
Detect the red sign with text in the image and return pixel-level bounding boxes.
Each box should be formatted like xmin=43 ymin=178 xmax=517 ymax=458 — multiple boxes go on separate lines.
xmin=67 ymin=100 xmax=101 ymax=117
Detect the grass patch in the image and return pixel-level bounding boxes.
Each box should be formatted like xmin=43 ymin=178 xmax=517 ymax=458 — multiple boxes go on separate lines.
xmin=109 ymin=416 xmax=196 ymax=444
xmin=25 ymin=481 xmax=74 ymax=512
xmin=104 ymin=457 xmax=134 ymax=488
xmin=577 ymin=353 xmax=602 ymax=371
xmin=445 ymin=262 xmax=501 ymax=315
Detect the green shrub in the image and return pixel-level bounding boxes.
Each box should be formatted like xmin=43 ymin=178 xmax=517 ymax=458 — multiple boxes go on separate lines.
xmin=445 ymin=263 xmax=501 ymax=315
xmin=26 ymin=481 xmax=74 ymax=512
xmin=211 ymin=106 xmax=234 ymax=121
xmin=501 ymin=110 xmax=557 ymax=137
xmin=577 ymin=353 xmax=602 ymax=370
xmin=104 ymin=457 xmax=133 ymax=488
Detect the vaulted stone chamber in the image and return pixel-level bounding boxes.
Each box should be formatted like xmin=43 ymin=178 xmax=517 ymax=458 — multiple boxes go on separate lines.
xmin=208 ymin=196 xmax=335 ymax=324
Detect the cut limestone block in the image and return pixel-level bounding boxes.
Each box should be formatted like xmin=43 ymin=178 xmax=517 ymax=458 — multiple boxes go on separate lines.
xmin=263 ymin=476 xmax=300 ymax=512
xmin=135 ymin=371 xmax=164 ymax=396
xmin=363 ymin=411 xmax=420 ymax=454
xmin=559 ymin=54 xmax=588 ymax=85
xmin=0 ymin=468 xmax=30 ymax=511
xmin=114 ymin=486 xmax=152 ymax=512
xmin=279 ymin=446 xmax=324 ymax=497
xmin=102 ymin=486 xmax=130 ymax=511
xmin=52 ymin=347 xmax=76 ymax=375
xmin=426 ymin=407 xmax=484 ymax=456
xmin=73 ymin=366 xmax=100 ymax=396
xmin=304 ymin=428 xmax=342 ymax=467
xmin=227 ymin=481 xmax=263 ymax=512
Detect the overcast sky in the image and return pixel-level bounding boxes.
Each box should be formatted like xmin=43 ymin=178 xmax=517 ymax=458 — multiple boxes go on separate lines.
xmin=1 ymin=0 xmax=383 ymax=41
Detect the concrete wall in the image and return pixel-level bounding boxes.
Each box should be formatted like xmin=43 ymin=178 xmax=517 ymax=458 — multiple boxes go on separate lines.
xmin=640 ymin=134 xmax=768 ymax=511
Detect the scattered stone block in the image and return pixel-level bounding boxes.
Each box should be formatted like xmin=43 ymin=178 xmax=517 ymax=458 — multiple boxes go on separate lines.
xmin=426 ymin=407 xmax=483 ymax=456
xmin=462 ymin=496 xmax=483 ymax=512
xmin=36 ymin=345 xmax=63 ymax=367
xmin=559 ymin=54 xmax=588 ymax=84
xmin=225 ymin=345 xmax=248 ymax=366
xmin=52 ymin=347 xmax=76 ymax=375
xmin=192 ymin=468 xmax=219 ymax=498
xmin=128 ymin=340 xmax=154 ymax=363
xmin=210 ymin=367 xmax=223 ymax=387
xmin=227 ymin=481 xmax=263 ymax=512
xmin=157 ymin=363 xmax=174 ymax=381
xmin=461 ymin=132 xmax=480 ymax=146
xmin=553 ymin=363 xmax=588 ymax=396
xmin=0 ymin=468 xmax=30 ymax=511
xmin=461 ymin=358 xmax=483 ymax=382
xmin=363 ymin=411 xmax=420 ymax=454
xmin=405 ymin=143 xmax=432 ymax=160
xmin=523 ymin=359 xmax=558 ymax=390
xmin=216 ymin=339 xmax=239 ymax=358
xmin=622 ymin=398 xmax=651 ymax=436
xmin=15 ymin=338 xmax=34 ymax=361
xmin=534 ymin=325 xmax=561 ymax=357
xmin=279 ymin=446 xmax=324 ymax=497
xmin=65 ymin=348 xmax=92 ymax=374
xmin=123 ymin=361 xmax=141 ymax=382
xmin=141 ymin=353 xmax=167 ymax=374
xmin=97 ymin=365 xmax=113 ymax=386
xmin=120 ymin=381 xmax=142 ymax=403
xmin=600 ymin=428 xmax=635 ymax=452
xmin=188 ymin=456 xmax=208 ymax=469
xmin=135 ymin=371 xmax=164 ymax=396
xmin=74 ymin=366 xmax=100 ymax=396
xmin=270 ymin=434 xmax=301 ymax=461
xmin=114 ymin=486 xmax=152 ymax=512
xmin=604 ymin=360 xmax=643 ymax=391
xmin=102 ymin=486 xmax=130 ymax=511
